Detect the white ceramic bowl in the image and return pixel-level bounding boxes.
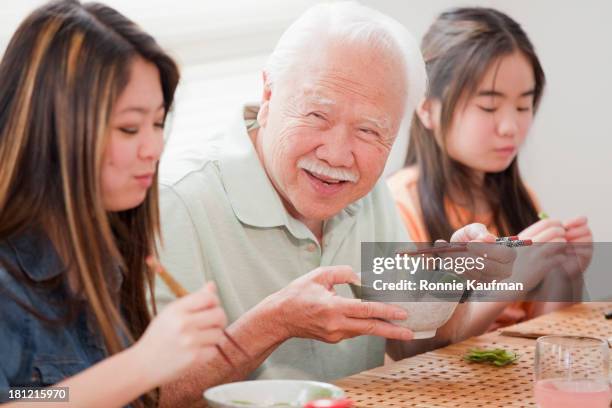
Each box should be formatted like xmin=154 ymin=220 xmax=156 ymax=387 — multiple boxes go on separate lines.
xmin=349 ymin=283 xmax=460 ymax=339
xmin=386 ymin=298 xmax=459 ymax=339
xmin=204 ymin=380 xmax=345 ymax=408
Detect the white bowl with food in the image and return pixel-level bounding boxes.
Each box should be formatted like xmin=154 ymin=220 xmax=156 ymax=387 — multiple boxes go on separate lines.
xmin=349 ymin=276 xmax=461 ymax=339
xmin=204 ymin=380 xmax=345 ymax=408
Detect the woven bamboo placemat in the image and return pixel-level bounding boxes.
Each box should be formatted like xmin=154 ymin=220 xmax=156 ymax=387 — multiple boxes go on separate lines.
xmin=334 ymin=302 xmax=612 ymax=407
xmin=499 ymin=302 xmax=612 ymax=340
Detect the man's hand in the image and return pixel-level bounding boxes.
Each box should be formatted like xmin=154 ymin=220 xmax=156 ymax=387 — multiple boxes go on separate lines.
xmin=267 ymin=265 xmax=414 ymax=343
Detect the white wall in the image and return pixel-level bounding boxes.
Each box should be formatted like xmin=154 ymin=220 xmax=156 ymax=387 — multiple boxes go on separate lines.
xmin=2 ymin=0 xmax=611 ymax=239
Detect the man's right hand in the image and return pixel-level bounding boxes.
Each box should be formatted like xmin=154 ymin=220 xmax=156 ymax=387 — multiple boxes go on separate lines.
xmin=266 ymin=265 xmax=414 ymax=344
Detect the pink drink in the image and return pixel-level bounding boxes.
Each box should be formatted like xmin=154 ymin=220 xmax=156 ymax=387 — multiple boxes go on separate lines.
xmin=534 ymin=379 xmax=611 ymax=408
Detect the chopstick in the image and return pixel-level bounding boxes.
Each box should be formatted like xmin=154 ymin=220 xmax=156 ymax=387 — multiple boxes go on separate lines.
xmin=500 ymin=330 xmax=612 ymax=348
xmin=499 ymin=330 xmax=547 ymax=339
xmin=146 ymin=257 xmax=250 ymax=370
xmin=152 ymin=260 xmax=189 ymax=297
xmin=400 ymin=237 xmax=532 ymax=256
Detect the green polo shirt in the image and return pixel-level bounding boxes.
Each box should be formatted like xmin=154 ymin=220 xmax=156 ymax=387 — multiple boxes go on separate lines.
xmin=155 ymin=105 xmax=409 ymax=381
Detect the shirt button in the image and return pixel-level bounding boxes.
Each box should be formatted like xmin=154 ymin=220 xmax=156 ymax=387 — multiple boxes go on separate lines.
xmin=306 ymin=243 xmax=317 ymax=252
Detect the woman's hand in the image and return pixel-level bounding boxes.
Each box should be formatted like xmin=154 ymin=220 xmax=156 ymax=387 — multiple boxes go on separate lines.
xmin=517 ymin=215 xmax=592 ymax=292
xmin=447 ymin=223 xmax=516 ymax=282
xmin=520 ymin=216 xmax=592 ymax=278
xmin=562 ymin=216 xmax=593 ymax=278
xmin=132 ymin=282 xmax=227 ymax=387
xmin=519 ymin=218 xmax=566 ymax=242
xmin=563 ymin=216 xmax=592 ymax=242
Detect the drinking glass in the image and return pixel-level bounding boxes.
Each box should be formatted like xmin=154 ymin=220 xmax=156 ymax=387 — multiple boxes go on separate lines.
xmin=534 ymin=335 xmax=611 ymax=408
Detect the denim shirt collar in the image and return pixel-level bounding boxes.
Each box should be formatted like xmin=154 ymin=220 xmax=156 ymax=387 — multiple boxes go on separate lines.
xmin=5 ymin=228 xmax=123 ymax=292
xmin=7 ymin=228 xmax=64 ymax=282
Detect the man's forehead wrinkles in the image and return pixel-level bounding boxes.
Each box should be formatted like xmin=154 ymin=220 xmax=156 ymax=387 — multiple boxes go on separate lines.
xmin=317 ymin=76 xmax=374 ymax=100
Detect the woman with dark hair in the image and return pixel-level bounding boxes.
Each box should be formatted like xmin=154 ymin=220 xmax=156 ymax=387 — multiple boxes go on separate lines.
xmin=0 ymin=1 xmax=226 ymax=406
xmin=388 ymin=7 xmax=592 ymax=333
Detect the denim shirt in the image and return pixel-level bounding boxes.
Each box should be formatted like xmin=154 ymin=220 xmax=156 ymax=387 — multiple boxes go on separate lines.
xmin=0 ymin=230 xmax=124 ymax=403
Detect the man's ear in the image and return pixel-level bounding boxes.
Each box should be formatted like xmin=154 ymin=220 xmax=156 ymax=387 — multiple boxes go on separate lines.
xmin=415 ymin=98 xmax=439 ymax=130
xmin=257 ymin=71 xmax=272 ymax=128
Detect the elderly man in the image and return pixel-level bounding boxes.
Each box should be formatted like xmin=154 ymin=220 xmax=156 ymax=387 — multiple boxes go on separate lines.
xmin=155 ymin=2 xmax=512 ymax=406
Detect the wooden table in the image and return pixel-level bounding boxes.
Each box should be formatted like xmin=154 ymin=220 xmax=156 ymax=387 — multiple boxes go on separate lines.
xmin=335 ymin=303 xmax=612 ymax=407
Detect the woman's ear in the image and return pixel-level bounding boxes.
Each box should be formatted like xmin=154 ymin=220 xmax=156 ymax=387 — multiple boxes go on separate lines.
xmin=257 ymin=71 xmax=272 ymax=128
xmin=416 ymin=98 xmax=439 ymax=130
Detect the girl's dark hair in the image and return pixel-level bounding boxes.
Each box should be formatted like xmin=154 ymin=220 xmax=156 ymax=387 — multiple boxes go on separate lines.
xmin=405 ymin=7 xmax=544 ymax=241
xmin=0 ymin=1 xmax=179 ymax=406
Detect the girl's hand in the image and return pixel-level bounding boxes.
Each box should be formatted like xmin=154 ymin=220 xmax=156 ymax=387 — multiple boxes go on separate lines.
xmin=449 ymin=223 xmax=496 ymax=243
xmin=132 ymin=282 xmax=227 ymax=387
xmin=448 ymin=223 xmax=516 ymax=282
xmin=519 ymin=219 xmax=566 ymax=242
xmin=562 ymin=216 xmax=593 ymax=278
xmin=563 ymin=216 xmax=592 ymax=242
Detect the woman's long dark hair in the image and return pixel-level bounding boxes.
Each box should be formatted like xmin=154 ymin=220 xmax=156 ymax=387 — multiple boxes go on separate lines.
xmin=0 ymin=1 xmax=179 ymax=406
xmin=406 ymin=7 xmax=544 ymax=241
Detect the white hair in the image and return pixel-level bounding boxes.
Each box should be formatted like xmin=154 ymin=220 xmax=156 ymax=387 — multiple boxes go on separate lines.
xmin=264 ymin=1 xmax=427 ymax=134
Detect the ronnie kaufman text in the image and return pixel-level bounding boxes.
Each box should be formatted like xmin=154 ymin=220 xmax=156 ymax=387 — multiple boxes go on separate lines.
xmin=372 ymin=280 xmax=524 ymax=292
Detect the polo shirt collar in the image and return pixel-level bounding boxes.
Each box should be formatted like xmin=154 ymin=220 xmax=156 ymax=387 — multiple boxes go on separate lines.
xmin=218 ymin=105 xmax=288 ymax=229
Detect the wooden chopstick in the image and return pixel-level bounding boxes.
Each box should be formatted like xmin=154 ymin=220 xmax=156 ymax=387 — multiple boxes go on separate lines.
xmin=400 ymin=238 xmax=533 ymax=256
xmin=500 ymin=330 xmax=612 ymax=348
xmin=400 ymin=245 xmax=467 ymax=256
xmin=499 ymin=330 xmax=548 ymax=339
xmin=146 ymin=257 xmax=250 ymax=369
xmin=152 ymin=260 xmax=189 ymax=297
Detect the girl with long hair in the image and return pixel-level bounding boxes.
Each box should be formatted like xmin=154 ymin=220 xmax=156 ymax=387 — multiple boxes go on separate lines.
xmin=0 ymin=1 xmax=226 ymax=406
xmin=388 ymin=7 xmax=592 ymax=333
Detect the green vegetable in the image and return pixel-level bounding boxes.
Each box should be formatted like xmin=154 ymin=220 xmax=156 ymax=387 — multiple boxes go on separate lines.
xmin=538 ymin=211 xmax=549 ymax=220
xmin=463 ymin=348 xmax=520 ymax=366
xmin=297 ymin=386 xmax=334 ymax=403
